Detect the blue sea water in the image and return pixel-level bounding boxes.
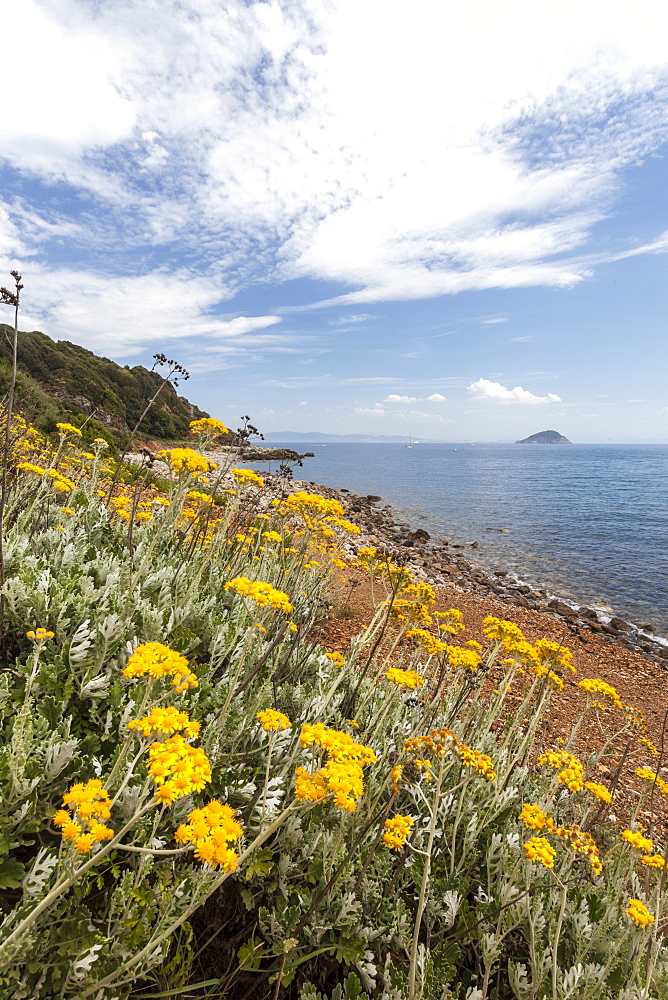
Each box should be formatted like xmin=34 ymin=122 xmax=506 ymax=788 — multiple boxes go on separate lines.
xmin=252 ymin=442 xmax=668 ymax=634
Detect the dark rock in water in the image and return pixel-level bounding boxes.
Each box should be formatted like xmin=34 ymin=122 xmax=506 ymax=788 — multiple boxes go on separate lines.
xmin=494 ymin=570 xmax=508 ymax=577
xmin=406 ymin=528 xmax=430 ymax=543
xmin=609 ymin=616 xmax=632 ymax=632
xmin=516 ymin=430 xmax=572 ymax=444
xmin=635 ymin=622 xmax=656 ymax=631
xmin=470 ymin=541 xmax=479 ymax=548
xmin=366 ymin=495 xmax=382 ymax=502
xmin=548 ymin=599 xmax=578 ymax=618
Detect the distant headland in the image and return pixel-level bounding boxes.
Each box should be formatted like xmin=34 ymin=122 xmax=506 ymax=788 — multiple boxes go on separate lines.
xmin=516 ymin=429 xmax=572 ymax=444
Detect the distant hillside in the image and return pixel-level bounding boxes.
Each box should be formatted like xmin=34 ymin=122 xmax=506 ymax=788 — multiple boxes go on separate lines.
xmin=0 ymin=326 xmax=208 ymax=444
xmin=516 ymin=429 xmax=571 ymax=444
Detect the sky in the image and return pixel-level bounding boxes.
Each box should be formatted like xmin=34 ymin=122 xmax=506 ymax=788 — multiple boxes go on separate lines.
xmin=1 ymin=0 xmax=668 ymax=442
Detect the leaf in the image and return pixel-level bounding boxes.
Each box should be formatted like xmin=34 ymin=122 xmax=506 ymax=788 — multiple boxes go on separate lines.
xmin=0 ymin=855 xmax=25 ymax=889
xmin=245 ymin=847 xmax=274 ymax=880
xmin=238 ymin=936 xmax=268 ymax=971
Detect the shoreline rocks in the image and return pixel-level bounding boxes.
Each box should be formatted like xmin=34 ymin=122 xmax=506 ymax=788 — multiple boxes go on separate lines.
xmin=272 ymin=475 xmax=668 ymax=664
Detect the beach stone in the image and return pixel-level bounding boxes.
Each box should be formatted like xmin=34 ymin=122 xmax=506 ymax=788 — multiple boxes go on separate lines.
xmin=547 ymin=599 xmax=578 ymax=618
xmin=470 ymin=541 xmax=479 ymax=548
xmin=494 ymin=570 xmax=508 ymax=577
xmin=609 ymin=617 xmax=632 ymax=631
xmin=657 ymin=647 xmax=668 ymax=660
xmin=635 ymin=622 xmax=656 ymax=631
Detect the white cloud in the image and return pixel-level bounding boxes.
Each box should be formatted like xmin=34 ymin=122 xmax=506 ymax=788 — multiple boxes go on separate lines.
xmin=384 ymin=394 xmax=417 ymax=403
xmin=328 ymin=313 xmax=374 ymax=326
xmin=425 ymin=393 xmax=446 ymax=402
xmin=511 ymin=336 xmax=535 ymax=342
xmin=1 ymin=0 xmax=668 ymax=312
xmin=468 ymin=378 xmax=561 ymax=404
xmin=354 ymin=405 xmax=385 ymax=415
xmin=482 ymin=317 xmax=508 ymax=325
xmin=19 ymin=265 xmax=281 ymax=357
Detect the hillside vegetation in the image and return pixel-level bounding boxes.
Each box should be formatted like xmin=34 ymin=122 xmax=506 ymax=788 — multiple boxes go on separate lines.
xmin=0 ymin=325 xmax=209 ymax=445
xmin=0 ymin=410 xmax=666 ymax=999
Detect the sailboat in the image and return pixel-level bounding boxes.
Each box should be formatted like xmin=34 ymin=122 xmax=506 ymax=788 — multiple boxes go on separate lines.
xmin=406 ymin=435 xmax=414 ymax=449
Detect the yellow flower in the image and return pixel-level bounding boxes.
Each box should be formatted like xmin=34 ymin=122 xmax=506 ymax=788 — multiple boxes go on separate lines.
xmin=382 ymin=814 xmax=414 ymax=851
xmin=622 ymin=829 xmax=654 ymax=853
xmin=637 ymin=737 xmax=659 ymax=755
xmin=296 ymin=724 xmax=376 ymax=811
xmin=518 ymin=803 xmax=550 ymax=831
xmin=189 ymin=417 xmax=229 ymax=436
xmin=641 ymin=854 xmax=666 ymax=869
xmin=26 ymin=627 xmax=55 ymax=641
xmin=224 ymin=577 xmax=292 ymax=614
xmin=232 ymin=468 xmax=265 ymax=488
xmin=385 ymin=667 xmax=425 ymax=690
xmin=174 ymin=800 xmax=242 ymax=870
xmin=56 ymin=422 xmax=82 ymax=437
xmin=256 ymin=708 xmax=292 ymax=732
xmin=523 ymin=836 xmax=556 ymax=869
xmin=578 ymin=678 xmax=623 ymax=710
xmin=57 ymin=779 xmax=114 ymax=852
xmin=583 ymin=781 xmax=612 ymax=804
xmin=157 ymin=448 xmax=217 ymax=476
xmin=16 ymin=461 xmax=46 ymax=475
xmin=148 ymin=735 xmax=212 ymax=800
xmin=627 ymin=898 xmax=654 ymax=926
xmin=128 ymin=706 xmax=201 ymax=738
xmin=122 ymin=641 xmax=199 ymax=692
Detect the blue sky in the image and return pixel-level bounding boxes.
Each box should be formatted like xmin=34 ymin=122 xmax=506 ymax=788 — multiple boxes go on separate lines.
xmin=2 ymin=0 xmax=668 ymax=442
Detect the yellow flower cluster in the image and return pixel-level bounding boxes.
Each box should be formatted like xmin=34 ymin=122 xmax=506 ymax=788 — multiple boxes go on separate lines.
xmin=53 ymin=779 xmax=114 ymax=854
xmin=534 ymin=638 xmax=575 ymax=674
xmin=157 ymin=448 xmax=218 ymax=476
xmin=635 ymin=767 xmax=668 ymax=795
xmin=621 ymin=829 xmax=654 ymax=853
xmin=186 ymin=490 xmax=213 ymax=505
xmin=275 ymin=491 xmax=345 ymax=518
xmin=232 ymin=468 xmax=265 ymax=488
xmin=26 ymin=627 xmax=54 ymax=641
xmin=147 ymin=735 xmax=212 ymax=804
xmin=446 ymin=646 xmax=482 ymax=671
xmin=578 ymin=678 xmax=623 ymax=710
xmin=638 ymin=737 xmax=659 ymax=755
xmin=523 ymin=836 xmax=556 ymax=868
xmin=189 ymin=417 xmax=229 ymax=435
xmin=583 ymin=781 xmax=612 ymax=803
xmin=457 ymin=743 xmax=497 ymax=781
xmin=382 ymin=814 xmax=414 ymax=851
xmin=296 ymin=724 xmax=377 ymax=812
xmin=536 ymin=750 xmax=586 ymax=793
xmin=262 ymin=530 xmax=283 ymax=543
xmin=175 ymin=800 xmax=242 ymax=870
xmin=56 ymin=422 xmax=82 ymax=436
xmin=224 ymin=577 xmax=292 ymax=613
xmin=627 ymin=898 xmax=655 ymax=927
xmin=405 ymin=628 xmax=448 ymax=656
xmin=482 ymin=616 xmax=525 ymax=647
xmin=122 ymin=642 xmax=199 ymax=692
xmin=257 ymin=708 xmax=292 ymax=732
xmin=325 ymin=650 xmax=345 ymax=667
xmin=518 ymin=802 xmax=603 ymax=874
xmin=434 ymin=608 xmax=466 ymax=634
xmin=518 ymin=803 xmax=550 ymax=830
xmin=385 ymin=667 xmax=425 ymax=690
xmin=403 ymin=727 xmax=495 ymax=781
xmin=16 ymin=461 xmax=46 ymax=476
xmin=641 ymin=854 xmax=666 ymax=869
xmin=128 ymin=706 xmax=201 ymax=738
xmin=46 ymin=468 xmax=75 ymax=493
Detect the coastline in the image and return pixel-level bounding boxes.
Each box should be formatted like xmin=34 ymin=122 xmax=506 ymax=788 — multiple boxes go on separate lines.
xmin=128 ymin=448 xmax=667 ymax=662
xmin=276 ymin=474 xmax=668 ymax=665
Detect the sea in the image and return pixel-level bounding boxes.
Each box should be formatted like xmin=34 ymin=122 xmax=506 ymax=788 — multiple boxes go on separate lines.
xmin=250 ymin=442 xmax=668 ymax=636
